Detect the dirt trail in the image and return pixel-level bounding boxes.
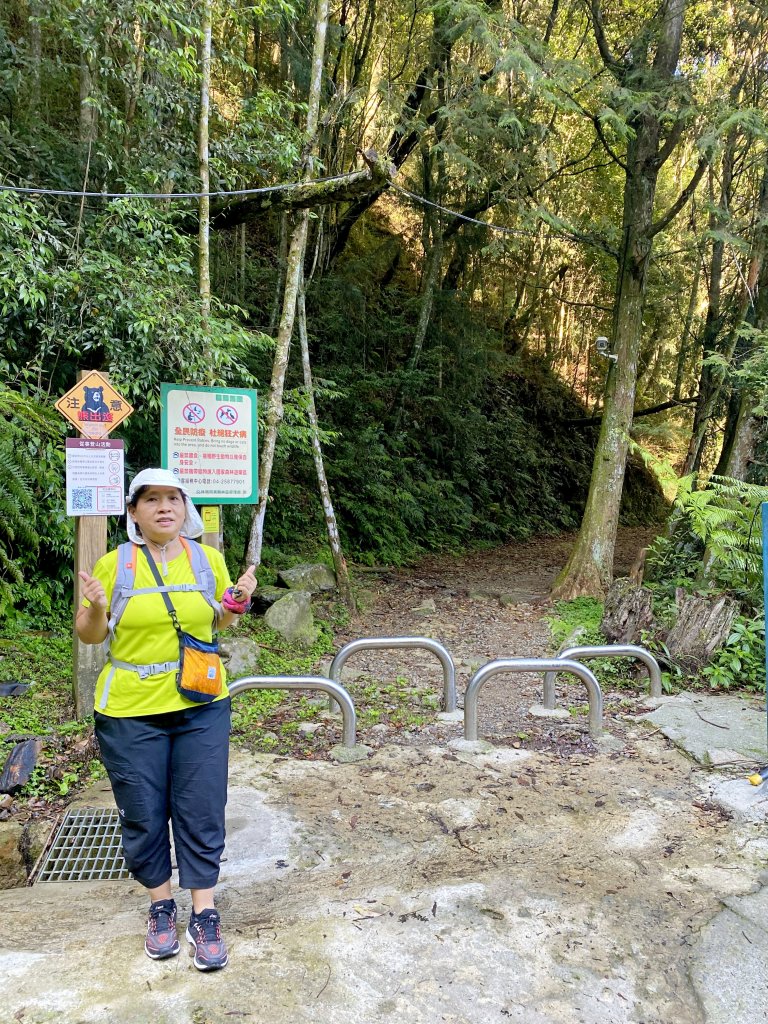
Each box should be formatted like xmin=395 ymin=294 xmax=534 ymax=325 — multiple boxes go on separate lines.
xmin=4 ymin=527 xmax=767 ymax=1024
xmin=328 ymin=526 xmax=657 ymax=754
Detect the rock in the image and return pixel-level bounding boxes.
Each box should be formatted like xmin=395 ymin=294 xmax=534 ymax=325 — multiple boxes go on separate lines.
xmin=0 ymin=739 xmax=43 ymax=795
xmin=460 ymin=657 xmax=487 ymax=676
xmin=264 ymin=591 xmax=318 ymax=647
xmin=305 ymin=694 xmax=331 ymax=708
xmin=436 ymin=710 xmax=464 ymax=723
xmin=297 ymin=722 xmax=323 ymax=735
xmin=221 ymin=636 xmax=261 ymax=679
xmin=0 ymin=820 xmax=26 ymax=889
xmin=277 ymin=563 xmax=337 ymax=594
xmin=412 ymin=598 xmax=437 ymax=614
xmin=329 ymin=743 xmax=373 ymax=763
xmin=250 ymin=585 xmax=289 ymax=615
xmin=21 ymin=819 xmax=53 ymax=873
xmin=595 ymin=733 xmax=625 ymax=753
xmin=448 ymin=738 xmax=495 ymax=754
xmin=529 ymin=703 xmax=571 ymax=721
xmin=708 ymin=748 xmax=749 ymax=767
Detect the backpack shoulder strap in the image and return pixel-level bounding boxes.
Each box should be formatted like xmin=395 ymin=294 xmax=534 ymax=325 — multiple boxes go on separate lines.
xmin=180 ymin=537 xmax=221 ymax=619
xmin=105 ymin=542 xmax=138 ymax=642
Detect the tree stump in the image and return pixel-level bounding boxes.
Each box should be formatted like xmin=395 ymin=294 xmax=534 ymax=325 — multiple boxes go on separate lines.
xmin=663 ymin=590 xmax=739 ymax=672
xmin=601 ymin=578 xmax=655 ymax=644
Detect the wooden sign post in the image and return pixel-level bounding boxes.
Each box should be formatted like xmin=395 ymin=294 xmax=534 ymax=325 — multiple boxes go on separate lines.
xmin=72 ymin=514 xmax=108 ymax=719
xmin=57 ymin=371 xmax=133 ymax=719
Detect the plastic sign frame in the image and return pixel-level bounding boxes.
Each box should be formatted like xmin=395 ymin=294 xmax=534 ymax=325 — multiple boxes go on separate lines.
xmin=55 ymin=371 xmax=134 ymax=438
xmin=160 ymin=383 xmax=258 ymax=505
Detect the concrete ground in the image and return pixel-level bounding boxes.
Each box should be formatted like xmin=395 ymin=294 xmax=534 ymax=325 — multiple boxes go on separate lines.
xmin=2 ymin=692 xmax=768 ymax=1024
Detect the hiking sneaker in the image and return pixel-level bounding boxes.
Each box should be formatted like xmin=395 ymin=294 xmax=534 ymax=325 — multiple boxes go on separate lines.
xmin=145 ymin=899 xmax=180 ymax=960
xmin=186 ymin=908 xmax=229 ymax=971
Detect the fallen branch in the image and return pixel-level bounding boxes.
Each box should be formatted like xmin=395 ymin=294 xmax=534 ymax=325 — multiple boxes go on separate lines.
xmin=208 ymin=152 xmax=395 ymax=230
xmin=565 ymin=396 xmax=699 ymax=427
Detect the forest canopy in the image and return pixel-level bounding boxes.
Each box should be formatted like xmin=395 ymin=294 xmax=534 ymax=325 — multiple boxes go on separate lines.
xmin=0 ymin=0 xmax=766 ymax=620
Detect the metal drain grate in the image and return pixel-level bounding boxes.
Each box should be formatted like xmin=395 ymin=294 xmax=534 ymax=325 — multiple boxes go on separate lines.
xmin=34 ymin=807 xmax=131 ymax=883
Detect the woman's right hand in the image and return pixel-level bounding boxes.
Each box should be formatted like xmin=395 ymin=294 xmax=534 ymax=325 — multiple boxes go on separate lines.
xmin=78 ymin=571 xmax=107 ymax=611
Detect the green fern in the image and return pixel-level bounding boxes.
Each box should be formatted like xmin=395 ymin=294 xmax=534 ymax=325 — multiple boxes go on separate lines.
xmin=673 ymin=475 xmax=768 ymax=606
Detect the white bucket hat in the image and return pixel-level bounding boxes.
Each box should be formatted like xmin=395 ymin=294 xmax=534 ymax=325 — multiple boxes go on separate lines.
xmin=126 ymin=467 xmax=204 ymax=544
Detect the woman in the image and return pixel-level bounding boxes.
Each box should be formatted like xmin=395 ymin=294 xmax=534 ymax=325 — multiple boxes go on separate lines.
xmin=76 ymin=467 xmax=257 ymax=971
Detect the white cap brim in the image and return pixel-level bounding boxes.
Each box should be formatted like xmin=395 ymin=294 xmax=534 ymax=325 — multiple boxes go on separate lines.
xmin=126 ymin=467 xmax=204 ymax=544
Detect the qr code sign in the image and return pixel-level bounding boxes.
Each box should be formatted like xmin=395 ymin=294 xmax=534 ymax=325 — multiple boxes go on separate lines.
xmin=71 ymin=487 xmax=94 ymax=511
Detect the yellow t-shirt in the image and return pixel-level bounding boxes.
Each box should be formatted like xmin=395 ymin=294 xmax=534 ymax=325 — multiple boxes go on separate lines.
xmin=87 ymin=543 xmax=232 ymax=717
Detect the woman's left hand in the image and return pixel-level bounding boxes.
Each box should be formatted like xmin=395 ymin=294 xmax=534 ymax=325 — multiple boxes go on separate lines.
xmin=233 ymin=564 xmax=257 ymax=602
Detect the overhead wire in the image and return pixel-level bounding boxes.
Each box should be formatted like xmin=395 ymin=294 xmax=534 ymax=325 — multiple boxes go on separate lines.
xmin=0 ymin=168 xmax=655 ymax=256
xmin=0 ymin=172 xmax=593 ymax=246
xmin=390 ymin=182 xmax=535 ymax=237
xmin=0 ymin=170 xmax=363 ymax=201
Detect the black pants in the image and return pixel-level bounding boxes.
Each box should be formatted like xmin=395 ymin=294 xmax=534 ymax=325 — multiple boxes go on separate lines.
xmin=94 ymin=699 xmax=230 ymax=890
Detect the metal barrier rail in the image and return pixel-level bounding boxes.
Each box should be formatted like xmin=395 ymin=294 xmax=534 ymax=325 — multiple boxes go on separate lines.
xmin=329 ymin=636 xmax=457 ymax=713
xmin=228 ymin=675 xmax=357 ymax=748
xmin=542 ymin=644 xmax=662 ymax=708
xmin=464 ymin=658 xmax=603 ymax=740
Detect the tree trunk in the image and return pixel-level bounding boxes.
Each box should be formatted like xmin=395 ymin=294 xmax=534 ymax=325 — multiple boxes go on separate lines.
xmin=207 ymin=156 xmax=393 ymax=231
xmin=246 ymin=0 xmax=330 ymax=567
xmin=552 ymin=125 xmax=658 ymax=597
xmin=269 ymin=214 xmax=289 ymax=335
xmin=28 ymin=1 xmax=41 ymax=115
xmin=79 ymin=57 xmax=97 ymax=147
xmin=297 ymin=277 xmax=355 ymax=611
xmin=124 ymin=20 xmax=145 ymax=141
xmin=198 ymin=0 xmax=212 ymax=329
xmin=683 ymin=142 xmax=736 ymax=476
xmin=247 ymin=212 xmax=309 ymax=567
xmin=664 ymin=591 xmax=739 ymax=672
xmin=552 ymin=0 xmax=693 ymax=599
xmin=601 ymin=578 xmax=655 ymax=644
xmin=673 ymin=261 xmax=701 ymax=400
xmin=715 ymin=200 xmax=768 ymax=481
xmin=238 ymin=223 xmax=247 ymax=305
xmin=686 ymin=158 xmax=768 ymax=477
xmin=717 ymin=392 xmax=759 ymax=480
xmin=326 ymin=9 xmax=457 ymax=263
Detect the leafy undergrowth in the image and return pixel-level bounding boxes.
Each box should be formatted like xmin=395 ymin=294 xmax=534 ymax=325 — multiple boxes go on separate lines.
xmin=0 ymin=606 xmax=450 ymax=818
xmin=230 ymin=609 xmax=444 ymax=758
xmin=0 ymin=631 xmax=106 ymax=820
xmin=546 ymin=598 xmax=638 ymax=689
xmin=232 ymin=673 xmax=443 ymax=759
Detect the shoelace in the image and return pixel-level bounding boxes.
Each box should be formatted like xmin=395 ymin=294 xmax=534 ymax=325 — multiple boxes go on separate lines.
xmin=149 ymin=905 xmax=175 ymax=934
xmin=192 ymin=913 xmax=221 ymax=943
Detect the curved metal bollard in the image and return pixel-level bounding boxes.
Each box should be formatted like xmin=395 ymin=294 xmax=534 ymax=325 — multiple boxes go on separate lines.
xmin=542 ymin=644 xmax=662 ymax=709
xmin=329 ymin=636 xmax=457 ymax=712
xmin=464 ymin=658 xmax=603 ymax=740
xmin=228 ymin=675 xmax=357 ymax=748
